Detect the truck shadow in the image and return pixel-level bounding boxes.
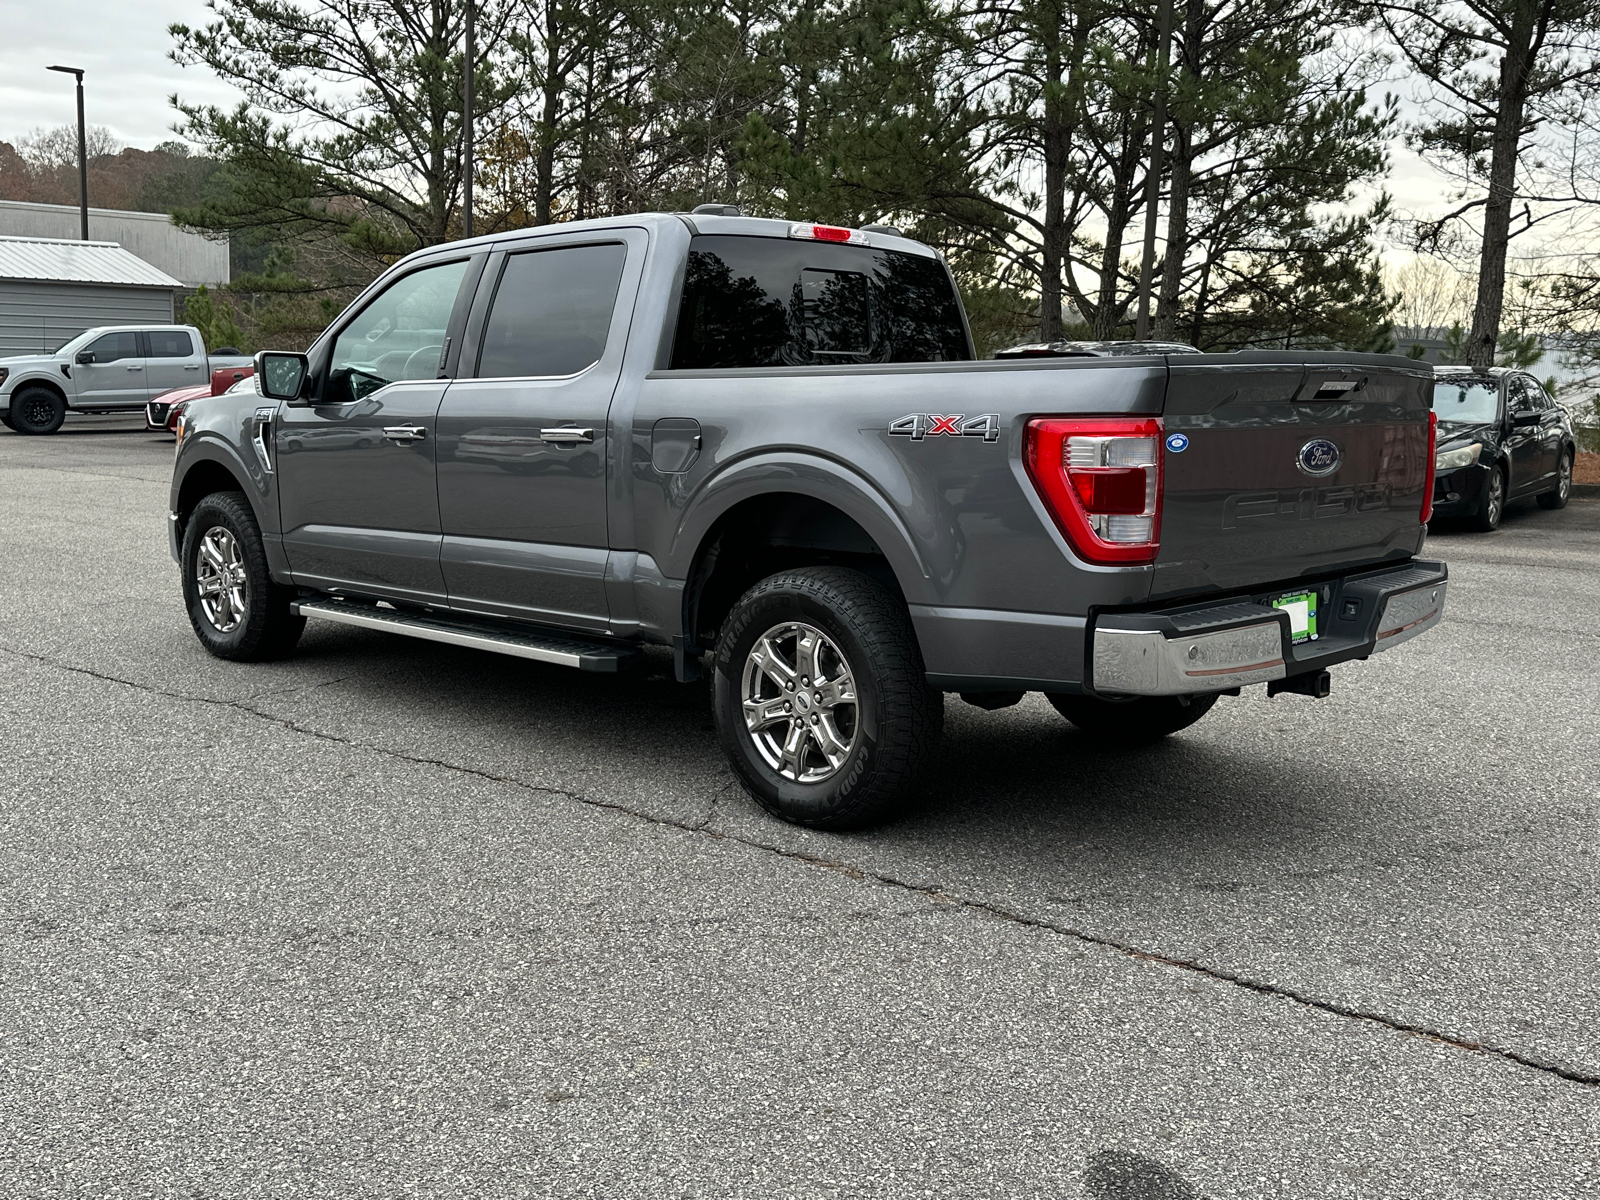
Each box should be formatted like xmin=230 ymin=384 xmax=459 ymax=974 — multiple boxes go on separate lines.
xmin=286 ymin=622 xmax=1336 ymax=873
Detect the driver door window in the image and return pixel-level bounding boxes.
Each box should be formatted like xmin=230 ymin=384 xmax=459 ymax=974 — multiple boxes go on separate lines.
xmin=77 ymin=331 xmax=147 ymax=405
xmin=326 ymin=260 xmax=470 ymax=403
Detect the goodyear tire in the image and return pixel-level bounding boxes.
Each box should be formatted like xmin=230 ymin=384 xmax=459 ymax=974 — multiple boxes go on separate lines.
xmin=181 ymin=491 xmax=305 ymax=662
xmin=9 ymin=387 xmax=66 ymax=435
xmin=713 ymin=567 xmax=943 ymax=830
xmin=1048 ymin=692 xmax=1218 ymax=741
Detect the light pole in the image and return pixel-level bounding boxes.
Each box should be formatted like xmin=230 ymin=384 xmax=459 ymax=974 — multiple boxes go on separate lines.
xmin=462 ymin=0 xmax=475 ymax=239
xmin=47 ymin=65 xmax=88 ymax=241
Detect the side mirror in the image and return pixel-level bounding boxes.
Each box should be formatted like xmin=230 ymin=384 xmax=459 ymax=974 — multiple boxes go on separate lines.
xmin=255 ymin=350 xmax=309 ymax=403
xmin=75 ymin=350 xmax=95 ymax=365
xmin=1511 ymin=410 xmax=1541 ymax=428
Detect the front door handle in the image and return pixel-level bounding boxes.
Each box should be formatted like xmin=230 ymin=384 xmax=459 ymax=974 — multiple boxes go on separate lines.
xmin=383 ymin=424 xmax=427 ymax=442
xmin=126 ymin=364 xmax=142 ymax=371
xmin=540 ymin=427 xmax=594 ymax=444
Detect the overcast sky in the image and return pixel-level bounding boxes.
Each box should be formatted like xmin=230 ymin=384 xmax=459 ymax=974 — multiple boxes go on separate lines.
xmin=5 ymin=0 xmax=1453 ymax=258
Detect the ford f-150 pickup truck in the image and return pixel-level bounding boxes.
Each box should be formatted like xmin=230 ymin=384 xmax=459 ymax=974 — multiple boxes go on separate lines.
xmin=1 ymin=325 xmax=252 ymax=435
xmin=167 ymin=210 xmax=1447 ymax=828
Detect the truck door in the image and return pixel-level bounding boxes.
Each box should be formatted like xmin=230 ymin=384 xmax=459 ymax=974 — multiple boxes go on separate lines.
xmin=143 ymin=328 xmax=205 ymax=398
xmin=275 ymin=256 xmax=476 ymax=601
xmin=435 ymin=233 xmax=637 ymax=634
xmin=73 ymin=330 xmax=146 ymax=407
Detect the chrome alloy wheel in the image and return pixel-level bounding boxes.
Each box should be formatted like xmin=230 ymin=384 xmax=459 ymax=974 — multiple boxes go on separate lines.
xmin=194 ymin=525 xmax=248 ymax=633
xmin=1559 ymin=454 xmax=1572 ymax=501
xmin=741 ymin=621 xmax=860 ymax=784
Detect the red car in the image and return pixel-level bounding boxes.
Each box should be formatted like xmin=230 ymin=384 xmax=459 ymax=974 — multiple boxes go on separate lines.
xmin=146 ymin=365 xmax=254 ymax=434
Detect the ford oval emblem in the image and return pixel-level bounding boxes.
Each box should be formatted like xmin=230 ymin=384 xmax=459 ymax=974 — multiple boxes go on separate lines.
xmin=1165 ymin=432 xmax=1189 ymax=453
xmin=1297 ymin=438 xmax=1342 ymax=477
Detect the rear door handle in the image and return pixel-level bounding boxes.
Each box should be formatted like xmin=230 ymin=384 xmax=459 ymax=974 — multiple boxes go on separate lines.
xmin=383 ymin=425 xmax=427 ymax=442
xmin=126 ymin=364 xmax=142 ymax=371
xmin=183 ymin=363 xmax=201 ymax=370
xmin=540 ymin=427 xmax=595 ymax=444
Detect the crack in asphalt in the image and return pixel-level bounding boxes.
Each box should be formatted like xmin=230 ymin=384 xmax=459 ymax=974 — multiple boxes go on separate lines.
xmin=5 ymin=642 xmax=1599 ymax=1092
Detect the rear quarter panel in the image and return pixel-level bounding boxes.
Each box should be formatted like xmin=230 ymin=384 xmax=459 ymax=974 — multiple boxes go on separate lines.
xmin=615 ymin=357 xmax=1170 ymax=683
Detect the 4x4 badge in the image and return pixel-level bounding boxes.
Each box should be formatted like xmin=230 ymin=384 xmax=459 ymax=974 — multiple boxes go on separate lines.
xmin=889 ymin=413 xmax=1001 ymax=441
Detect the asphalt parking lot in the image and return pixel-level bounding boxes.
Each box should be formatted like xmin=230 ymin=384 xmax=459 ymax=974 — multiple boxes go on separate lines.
xmin=2 ymin=414 xmax=1597 ymax=1198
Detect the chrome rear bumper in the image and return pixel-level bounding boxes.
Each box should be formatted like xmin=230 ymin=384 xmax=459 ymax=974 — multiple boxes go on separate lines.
xmin=1090 ymin=560 xmax=1449 ymax=697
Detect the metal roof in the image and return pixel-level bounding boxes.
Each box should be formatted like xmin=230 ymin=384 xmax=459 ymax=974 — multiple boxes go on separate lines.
xmin=0 ymin=235 xmax=183 ymax=289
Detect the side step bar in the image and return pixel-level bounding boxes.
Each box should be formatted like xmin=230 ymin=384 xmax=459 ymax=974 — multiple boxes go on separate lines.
xmin=292 ymin=597 xmax=641 ymax=673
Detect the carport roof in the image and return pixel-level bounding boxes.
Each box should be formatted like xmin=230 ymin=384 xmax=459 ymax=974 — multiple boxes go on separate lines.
xmin=0 ymin=234 xmax=183 ymax=289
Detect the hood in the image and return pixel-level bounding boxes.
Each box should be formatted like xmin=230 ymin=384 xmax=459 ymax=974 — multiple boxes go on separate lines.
xmin=0 ymin=351 xmax=65 ymax=371
xmin=152 ymin=384 xmax=213 ymax=406
xmin=1436 ymin=420 xmax=1497 ymax=450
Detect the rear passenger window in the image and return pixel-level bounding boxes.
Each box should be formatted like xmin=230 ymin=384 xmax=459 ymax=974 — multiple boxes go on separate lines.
xmin=476 ymin=243 xmax=627 ymax=378
xmin=147 ymin=329 xmax=195 ymax=357
xmin=670 ymin=234 xmax=971 ymax=369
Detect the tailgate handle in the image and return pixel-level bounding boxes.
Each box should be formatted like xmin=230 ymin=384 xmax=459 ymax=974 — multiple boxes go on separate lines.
xmin=1299 ymin=377 xmax=1364 ymax=401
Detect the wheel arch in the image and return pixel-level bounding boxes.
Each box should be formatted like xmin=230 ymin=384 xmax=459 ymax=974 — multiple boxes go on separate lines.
xmin=173 ymin=453 xmax=255 ymax=548
xmin=8 ymin=376 xmax=69 ymax=407
xmin=678 ymin=472 xmax=930 ymax=652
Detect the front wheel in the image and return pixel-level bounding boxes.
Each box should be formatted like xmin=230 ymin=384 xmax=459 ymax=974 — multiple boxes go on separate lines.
xmin=1537 ymin=451 xmax=1573 ymax=510
xmin=1468 ymin=464 xmax=1506 ymax=532
xmin=181 ymin=491 xmax=304 ymax=662
xmin=8 ymin=387 xmax=66 ymax=435
xmin=1048 ymin=692 xmax=1218 ymax=742
xmin=713 ymin=567 xmax=943 ymax=830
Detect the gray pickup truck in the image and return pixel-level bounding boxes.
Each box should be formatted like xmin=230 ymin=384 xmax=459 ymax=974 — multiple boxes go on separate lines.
xmin=168 ymin=211 xmax=1447 ymax=828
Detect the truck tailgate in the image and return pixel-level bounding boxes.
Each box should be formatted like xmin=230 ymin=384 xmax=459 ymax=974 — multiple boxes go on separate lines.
xmin=1153 ymin=352 xmax=1432 ymax=600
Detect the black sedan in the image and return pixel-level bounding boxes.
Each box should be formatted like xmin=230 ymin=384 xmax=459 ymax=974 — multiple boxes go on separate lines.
xmin=1430 ymin=366 xmax=1577 ymax=531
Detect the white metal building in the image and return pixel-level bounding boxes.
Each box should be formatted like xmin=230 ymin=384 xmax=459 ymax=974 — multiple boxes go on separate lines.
xmin=0 ymin=236 xmax=185 ymax=356
xmin=0 ymin=200 xmax=228 ymax=287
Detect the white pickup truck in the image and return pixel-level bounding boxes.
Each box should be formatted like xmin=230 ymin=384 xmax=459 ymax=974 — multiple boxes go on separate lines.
xmin=0 ymin=324 xmax=253 ymax=435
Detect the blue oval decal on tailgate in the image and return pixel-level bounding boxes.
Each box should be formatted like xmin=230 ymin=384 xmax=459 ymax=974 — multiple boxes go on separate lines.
xmin=1165 ymin=432 xmax=1189 ymax=453
xmin=1298 ymin=438 xmax=1341 ymax=476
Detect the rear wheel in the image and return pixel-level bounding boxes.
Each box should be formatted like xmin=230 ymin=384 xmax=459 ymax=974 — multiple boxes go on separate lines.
xmin=1468 ymin=463 xmax=1506 ymax=532
xmin=181 ymin=491 xmax=304 ymax=662
xmin=9 ymin=387 xmax=66 ymax=435
xmin=713 ymin=566 xmax=943 ymax=830
xmin=1048 ymin=692 xmax=1218 ymax=742
xmin=1537 ymin=451 xmax=1573 ymax=510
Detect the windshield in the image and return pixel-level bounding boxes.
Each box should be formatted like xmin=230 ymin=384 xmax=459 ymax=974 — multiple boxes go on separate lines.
xmin=52 ymin=328 xmax=104 ymax=356
xmin=1433 ymin=378 xmax=1499 ymax=424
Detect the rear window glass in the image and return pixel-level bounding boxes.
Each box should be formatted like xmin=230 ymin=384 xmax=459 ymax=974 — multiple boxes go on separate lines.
xmin=147 ymin=329 xmax=195 ymax=358
xmin=670 ymin=235 xmax=970 ymax=369
xmin=477 ymin=243 xmax=627 ymax=378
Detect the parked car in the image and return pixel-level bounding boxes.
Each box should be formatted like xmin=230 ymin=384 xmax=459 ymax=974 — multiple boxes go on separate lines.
xmin=0 ymin=326 xmax=252 ymax=435
xmin=167 ymin=210 xmax=1447 ymax=830
xmin=147 ymin=365 xmax=255 ymax=435
xmin=1430 ymin=365 xmax=1576 ymax=531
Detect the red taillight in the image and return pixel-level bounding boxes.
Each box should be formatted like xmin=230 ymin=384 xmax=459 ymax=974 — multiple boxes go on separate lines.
xmin=1420 ymin=410 xmax=1438 ymax=525
xmin=1024 ymin=417 xmax=1164 ymax=564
